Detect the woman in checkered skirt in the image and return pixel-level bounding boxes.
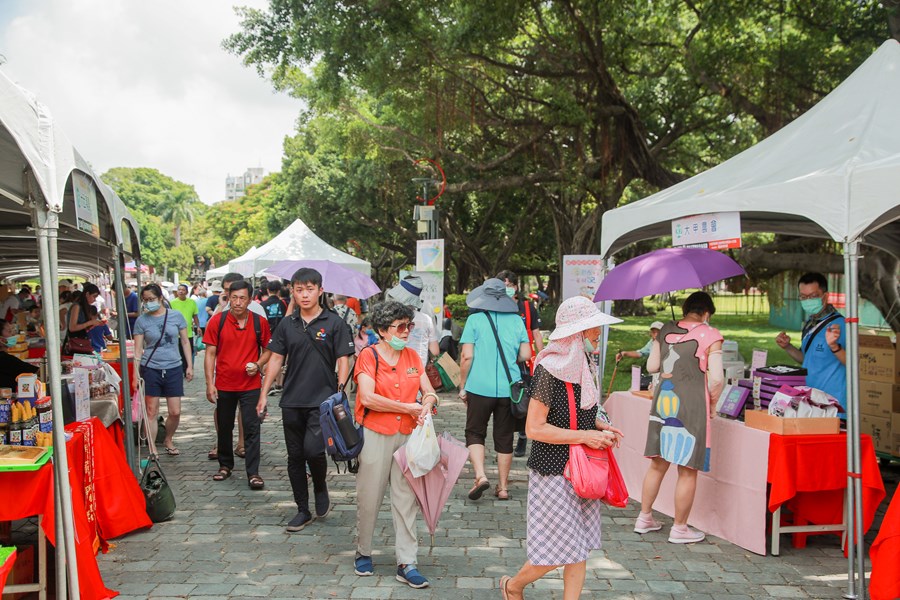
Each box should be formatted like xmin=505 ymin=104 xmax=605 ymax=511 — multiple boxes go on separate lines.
xmin=500 ymin=297 xmax=622 ymax=600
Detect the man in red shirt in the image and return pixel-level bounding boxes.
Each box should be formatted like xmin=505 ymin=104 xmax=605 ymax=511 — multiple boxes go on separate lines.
xmin=204 ymin=280 xmax=272 ymax=489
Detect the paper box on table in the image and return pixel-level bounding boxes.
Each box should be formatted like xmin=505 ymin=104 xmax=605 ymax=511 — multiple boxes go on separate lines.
xmin=860 ymin=413 xmax=892 ymax=454
xmin=859 ymin=380 xmax=900 ymax=418
xmin=71 ymin=368 xmax=90 ymax=422
xmin=14 ymin=374 xmax=42 ymax=401
xmin=859 ymin=334 xmax=899 ymax=384
xmin=744 ymin=409 xmax=840 ymax=435
xmin=891 ymin=413 xmax=900 ymax=457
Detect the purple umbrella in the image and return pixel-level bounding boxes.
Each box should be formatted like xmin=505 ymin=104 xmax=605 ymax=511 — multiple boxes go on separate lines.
xmin=593 ymin=247 xmax=745 ymax=301
xmin=260 ymin=259 xmax=381 ymax=298
xmin=394 ymin=431 xmax=469 ymax=545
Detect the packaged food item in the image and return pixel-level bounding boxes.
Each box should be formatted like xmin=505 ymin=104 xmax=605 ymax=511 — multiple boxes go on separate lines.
xmin=8 ymin=402 xmax=23 ymax=445
xmin=35 ymin=396 xmax=52 ymax=433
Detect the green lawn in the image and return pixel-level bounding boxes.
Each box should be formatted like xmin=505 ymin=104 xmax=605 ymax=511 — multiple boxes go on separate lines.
xmin=600 ymin=313 xmax=797 ymax=393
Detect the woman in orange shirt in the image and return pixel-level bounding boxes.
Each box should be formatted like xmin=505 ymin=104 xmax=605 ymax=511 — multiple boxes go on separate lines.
xmin=353 ymin=300 xmax=438 ymax=589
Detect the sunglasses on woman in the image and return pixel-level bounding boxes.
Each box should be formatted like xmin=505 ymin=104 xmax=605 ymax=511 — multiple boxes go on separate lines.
xmin=389 ymin=322 xmax=416 ymax=333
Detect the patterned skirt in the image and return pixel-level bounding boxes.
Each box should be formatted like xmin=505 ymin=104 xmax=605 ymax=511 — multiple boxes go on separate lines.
xmin=526 ymin=470 xmax=603 ymax=566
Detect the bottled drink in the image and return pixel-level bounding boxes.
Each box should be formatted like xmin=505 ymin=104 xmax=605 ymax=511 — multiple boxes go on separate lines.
xmin=333 ymin=403 xmax=360 ymax=447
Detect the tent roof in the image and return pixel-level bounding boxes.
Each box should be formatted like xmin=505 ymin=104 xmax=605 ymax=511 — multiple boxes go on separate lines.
xmin=229 ymin=219 xmax=370 ymax=276
xmin=601 ymin=39 xmax=900 ymax=258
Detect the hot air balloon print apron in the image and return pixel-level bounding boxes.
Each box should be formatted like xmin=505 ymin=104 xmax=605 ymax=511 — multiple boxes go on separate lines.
xmin=643 ymin=320 xmax=723 ymax=472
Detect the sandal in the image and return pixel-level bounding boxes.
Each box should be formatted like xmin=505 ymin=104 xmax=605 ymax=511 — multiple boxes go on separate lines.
xmin=212 ymin=467 xmax=232 ymax=481
xmin=248 ymin=475 xmax=265 ymax=490
xmin=499 ymin=575 xmax=511 ymax=600
xmin=235 ymin=446 xmax=246 ymax=459
xmin=468 ymin=476 xmax=490 ymax=500
xmin=207 ymin=448 xmax=218 ymax=461
xmin=164 ymin=446 xmax=180 ymax=456
xmin=494 ymin=485 xmax=510 ymax=501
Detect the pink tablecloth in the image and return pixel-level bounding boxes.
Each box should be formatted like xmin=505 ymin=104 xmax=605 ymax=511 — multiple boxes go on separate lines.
xmin=605 ymin=391 xmax=771 ymax=555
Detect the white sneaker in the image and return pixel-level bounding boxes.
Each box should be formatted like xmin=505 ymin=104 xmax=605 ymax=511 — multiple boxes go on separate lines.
xmin=668 ymin=524 xmax=706 ymax=544
xmin=634 ymin=512 xmax=663 ymax=534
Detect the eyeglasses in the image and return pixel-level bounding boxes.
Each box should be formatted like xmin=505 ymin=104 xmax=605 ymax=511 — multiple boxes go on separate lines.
xmin=798 ymin=292 xmax=825 ymax=300
xmin=389 ymin=322 xmax=415 ymax=333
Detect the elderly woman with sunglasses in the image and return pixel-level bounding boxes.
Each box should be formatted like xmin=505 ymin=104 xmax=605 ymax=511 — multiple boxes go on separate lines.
xmin=352 ymin=300 xmax=439 ymax=589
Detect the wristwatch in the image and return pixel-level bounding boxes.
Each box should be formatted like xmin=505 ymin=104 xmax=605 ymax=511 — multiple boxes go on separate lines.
xmin=830 ymin=343 xmax=842 ymax=353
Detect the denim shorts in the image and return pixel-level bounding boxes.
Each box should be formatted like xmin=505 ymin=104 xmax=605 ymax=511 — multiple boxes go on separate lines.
xmin=140 ymin=365 xmax=184 ymax=398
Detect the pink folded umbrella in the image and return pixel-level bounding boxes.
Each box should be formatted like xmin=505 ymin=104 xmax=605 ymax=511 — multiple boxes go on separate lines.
xmin=394 ymin=431 xmax=469 ymax=544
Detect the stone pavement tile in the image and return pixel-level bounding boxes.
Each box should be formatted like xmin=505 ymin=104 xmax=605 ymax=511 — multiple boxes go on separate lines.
xmin=762 ymin=584 xmax=809 ymax=597
xmin=230 ymin=583 xmax=272 ymax=596
xmin=646 ymin=579 xmax=689 ymax=593
xmin=189 ymin=583 xmax=237 ymax=596
xmin=150 ymin=583 xmax=198 ymax=596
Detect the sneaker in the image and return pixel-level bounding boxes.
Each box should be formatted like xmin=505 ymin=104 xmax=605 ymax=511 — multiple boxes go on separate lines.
xmin=634 ymin=512 xmax=663 ymax=534
xmin=354 ymin=555 xmax=374 ymax=577
xmin=285 ymin=511 xmax=313 ymax=533
xmin=668 ymin=524 xmax=706 ymax=544
xmin=267 ymin=387 xmax=280 ymax=396
xmin=396 ymin=564 xmax=429 ymax=589
xmin=314 ymin=490 xmax=331 ymax=518
xmin=513 ymin=436 xmax=527 ymax=458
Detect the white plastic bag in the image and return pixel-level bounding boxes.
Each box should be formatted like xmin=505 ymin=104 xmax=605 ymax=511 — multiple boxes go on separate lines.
xmin=405 ymin=414 xmax=441 ymax=478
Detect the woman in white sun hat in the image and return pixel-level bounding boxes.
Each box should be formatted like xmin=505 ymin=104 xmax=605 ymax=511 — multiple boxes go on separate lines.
xmin=500 ymin=295 xmax=622 ymax=600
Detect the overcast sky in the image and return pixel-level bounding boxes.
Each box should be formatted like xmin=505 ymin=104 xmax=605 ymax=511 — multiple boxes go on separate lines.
xmin=0 ymin=0 xmax=300 ymax=204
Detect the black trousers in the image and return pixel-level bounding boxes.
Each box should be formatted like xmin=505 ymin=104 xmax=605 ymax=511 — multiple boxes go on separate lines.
xmin=282 ymin=406 xmax=328 ymax=513
xmin=216 ymin=389 xmax=261 ymax=478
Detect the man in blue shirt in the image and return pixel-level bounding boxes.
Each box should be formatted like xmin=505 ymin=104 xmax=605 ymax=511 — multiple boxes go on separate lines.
xmin=111 ymin=282 xmax=140 ymax=339
xmin=775 ymin=272 xmax=847 ymax=410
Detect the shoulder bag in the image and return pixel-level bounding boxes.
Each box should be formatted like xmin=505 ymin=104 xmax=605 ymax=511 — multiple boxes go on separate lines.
xmin=137 ymin=379 xmax=176 ymax=522
xmin=63 ymin=306 xmax=95 ymax=355
xmin=484 ymin=313 xmax=528 ymax=418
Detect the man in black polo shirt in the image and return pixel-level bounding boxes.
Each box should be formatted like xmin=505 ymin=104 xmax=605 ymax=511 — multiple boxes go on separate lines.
xmin=258 ymin=268 xmax=355 ymax=532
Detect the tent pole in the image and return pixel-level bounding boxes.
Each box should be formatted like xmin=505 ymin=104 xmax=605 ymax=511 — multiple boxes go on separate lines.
xmin=842 ymin=240 xmax=866 ymax=600
xmin=114 ymin=246 xmax=137 ymax=475
xmin=33 ymin=205 xmax=81 ymax=599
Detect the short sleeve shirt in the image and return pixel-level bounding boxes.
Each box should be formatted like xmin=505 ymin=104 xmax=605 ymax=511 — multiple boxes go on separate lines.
xmin=169 ymin=298 xmax=198 ymax=338
xmin=124 ymin=292 xmax=139 ymax=336
xmin=261 ymin=296 xmax=288 ymax=330
xmin=527 ymin=365 xmax=599 ymax=476
xmin=267 ymin=309 xmax=356 ymax=408
xmin=193 ymin=297 xmax=209 ymax=327
xmin=353 ymin=345 xmax=422 ymax=436
xmin=460 ymin=311 xmax=528 ymax=398
xmin=205 ymin=294 xmax=220 ymax=315
xmin=203 ymin=311 xmax=272 ymax=392
xmin=801 ymin=307 xmax=847 ymax=410
xmin=518 ymin=299 xmax=542 ymax=335
xmin=134 ymin=310 xmax=188 ymax=370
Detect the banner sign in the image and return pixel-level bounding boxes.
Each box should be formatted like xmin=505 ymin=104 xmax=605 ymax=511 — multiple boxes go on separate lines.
xmin=73 ymin=172 xmax=100 ymax=237
xmin=672 ymin=211 xmax=741 ymax=249
xmin=416 ymin=239 xmax=444 ymax=272
xmin=562 ymin=255 xmax=604 ymax=301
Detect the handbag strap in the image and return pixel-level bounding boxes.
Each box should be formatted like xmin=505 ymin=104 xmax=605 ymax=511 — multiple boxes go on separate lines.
xmin=565 ymin=382 xmax=577 ymax=430
xmin=801 ymin=311 xmax=841 ymax=354
xmin=143 ymin=309 xmax=169 ymax=369
xmin=484 ymin=313 xmax=517 ymax=385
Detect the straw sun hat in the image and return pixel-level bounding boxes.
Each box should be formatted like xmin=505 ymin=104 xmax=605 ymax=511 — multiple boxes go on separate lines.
xmin=548 ymin=296 xmax=622 ymax=340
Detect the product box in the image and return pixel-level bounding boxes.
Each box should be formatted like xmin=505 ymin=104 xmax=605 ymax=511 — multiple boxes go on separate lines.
xmin=859 ymin=380 xmax=900 ymax=418
xmin=891 ymin=413 xmax=900 ymax=457
xmin=744 ymin=409 xmax=840 ymax=435
xmin=859 ymin=334 xmax=899 ymax=384
xmin=860 ymin=413 xmax=893 ymax=454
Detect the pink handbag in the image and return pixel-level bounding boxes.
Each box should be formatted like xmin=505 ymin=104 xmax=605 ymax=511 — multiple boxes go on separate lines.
xmin=562 ymin=382 xmax=610 ymax=500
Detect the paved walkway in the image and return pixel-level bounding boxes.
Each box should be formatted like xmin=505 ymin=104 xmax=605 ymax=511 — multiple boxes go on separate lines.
xmin=94 ymin=354 xmax=890 ymax=599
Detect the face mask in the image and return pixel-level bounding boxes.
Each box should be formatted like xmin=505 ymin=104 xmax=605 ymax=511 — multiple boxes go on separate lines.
xmin=800 ymin=297 xmax=824 ymax=316
xmin=387 ymin=335 xmax=407 ymax=351
xmin=5 ymin=336 xmax=17 ymax=348
xmin=583 ymin=336 xmax=596 ymax=354
xmin=144 ymin=301 xmax=161 ymax=313
xmin=505 ymin=287 xmax=516 ymax=298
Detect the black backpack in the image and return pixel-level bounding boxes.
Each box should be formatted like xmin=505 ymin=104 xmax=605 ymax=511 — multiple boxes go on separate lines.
xmin=216 ymin=310 xmax=264 ymax=353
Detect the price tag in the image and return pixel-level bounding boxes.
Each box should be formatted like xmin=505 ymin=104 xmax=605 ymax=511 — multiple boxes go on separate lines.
xmin=751 ymin=348 xmax=768 ymax=372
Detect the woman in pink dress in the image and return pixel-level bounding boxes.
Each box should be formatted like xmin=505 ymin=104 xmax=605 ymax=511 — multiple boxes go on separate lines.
xmin=634 ymin=291 xmax=725 ymax=544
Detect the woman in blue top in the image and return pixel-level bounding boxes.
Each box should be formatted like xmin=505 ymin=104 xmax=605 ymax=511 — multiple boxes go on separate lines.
xmin=134 ymin=284 xmax=192 ymax=455
xmin=458 ymin=278 xmax=531 ymax=501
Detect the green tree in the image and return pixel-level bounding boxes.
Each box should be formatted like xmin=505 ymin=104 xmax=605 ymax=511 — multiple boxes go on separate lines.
xmin=159 ymin=189 xmax=199 ymax=247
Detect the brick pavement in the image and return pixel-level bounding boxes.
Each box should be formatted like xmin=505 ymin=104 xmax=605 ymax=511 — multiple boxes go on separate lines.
xmin=94 ymin=356 xmax=880 ymax=599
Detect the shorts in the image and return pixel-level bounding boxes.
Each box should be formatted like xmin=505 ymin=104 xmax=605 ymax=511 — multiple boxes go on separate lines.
xmin=140 ymin=365 xmax=184 ymax=398
xmin=464 ymin=391 xmax=516 ymax=453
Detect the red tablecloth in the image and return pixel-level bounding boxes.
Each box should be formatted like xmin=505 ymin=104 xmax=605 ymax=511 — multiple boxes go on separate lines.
xmin=767 ymin=433 xmax=885 ymax=548
xmin=107 ymin=359 xmax=136 ymax=414
xmin=870 ymin=487 xmax=900 ymax=600
xmin=0 ymin=417 xmax=152 ymax=599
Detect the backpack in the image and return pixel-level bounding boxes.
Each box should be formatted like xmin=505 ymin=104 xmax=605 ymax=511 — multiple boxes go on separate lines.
xmin=319 ymin=391 xmax=364 ymax=473
xmin=216 ymin=310 xmax=263 ymax=354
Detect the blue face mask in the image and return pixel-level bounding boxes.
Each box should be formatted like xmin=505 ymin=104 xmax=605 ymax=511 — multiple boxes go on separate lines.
xmin=387 ymin=335 xmax=407 ymax=351
xmin=800 ymin=297 xmax=824 ymax=316
xmin=144 ymin=301 xmax=161 ymax=313
xmin=5 ymin=336 xmax=17 ymax=348
xmin=505 ymin=287 xmax=516 ymax=298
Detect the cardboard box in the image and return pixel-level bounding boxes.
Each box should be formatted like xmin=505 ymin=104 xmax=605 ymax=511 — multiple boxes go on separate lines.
xmin=860 ymin=413 xmax=893 ymax=454
xmin=859 ymin=380 xmax=900 ymax=418
xmin=744 ymin=409 xmax=840 ymax=435
xmin=859 ymin=334 xmax=899 ymax=384
xmin=892 ymin=413 xmax=900 ymax=457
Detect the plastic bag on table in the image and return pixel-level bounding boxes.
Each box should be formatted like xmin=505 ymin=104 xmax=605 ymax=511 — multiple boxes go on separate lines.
xmin=405 ymin=413 xmax=440 ymax=478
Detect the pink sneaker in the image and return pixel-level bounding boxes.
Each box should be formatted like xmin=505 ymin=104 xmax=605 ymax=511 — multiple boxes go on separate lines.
xmin=633 ymin=512 xmax=663 ymax=534
xmin=668 ymin=524 xmax=706 ymax=544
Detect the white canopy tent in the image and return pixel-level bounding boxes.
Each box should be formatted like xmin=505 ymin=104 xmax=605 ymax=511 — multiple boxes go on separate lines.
xmin=600 ymin=40 xmax=900 ymax=600
xmin=229 ymin=219 xmax=371 ymax=277
xmin=0 ymin=68 xmax=142 ymax=599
